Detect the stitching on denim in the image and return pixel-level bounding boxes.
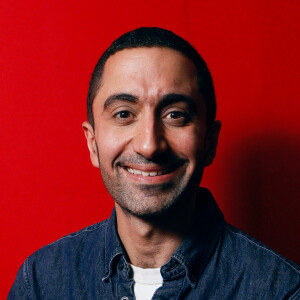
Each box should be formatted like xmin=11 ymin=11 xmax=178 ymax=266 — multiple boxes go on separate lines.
xmin=103 ymin=214 xmax=123 ymax=280
xmin=174 ymin=275 xmax=187 ymax=300
xmin=291 ymin=285 xmax=300 ymax=300
xmin=103 ymin=251 xmax=123 ymax=281
xmin=225 ymin=225 xmax=300 ymax=274
xmin=172 ymin=254 xmax=194 ymax=287
xmin=47 ymin=221 xmax=107 ymax=246
xmin=104 ymin=217 xmax=109 ymax=277
xmin=23 ymin=257 xmax=31 ymax=296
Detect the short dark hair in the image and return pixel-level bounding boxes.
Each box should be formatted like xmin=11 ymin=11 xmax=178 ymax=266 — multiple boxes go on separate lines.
xmin=87 ymin=27 xmax=216 ymax=128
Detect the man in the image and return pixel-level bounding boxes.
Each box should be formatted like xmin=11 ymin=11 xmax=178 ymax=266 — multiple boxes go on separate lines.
xmin=9 ymin=27 xmax=299 ymax=299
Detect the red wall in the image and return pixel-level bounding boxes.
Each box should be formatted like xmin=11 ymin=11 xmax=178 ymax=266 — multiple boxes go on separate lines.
xmin=1 ymin=0 xmax=299 ymax=297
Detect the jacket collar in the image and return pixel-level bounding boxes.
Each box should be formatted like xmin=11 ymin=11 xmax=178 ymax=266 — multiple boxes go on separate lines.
xmin=166 ymin=188 xmax=224 ymax=287
xmin=102 ymin=207 xmax=124 ymax=281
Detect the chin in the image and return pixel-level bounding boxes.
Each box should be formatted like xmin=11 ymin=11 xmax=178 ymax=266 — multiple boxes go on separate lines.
xmin=115 ymin=183 xmax=195 ymax=220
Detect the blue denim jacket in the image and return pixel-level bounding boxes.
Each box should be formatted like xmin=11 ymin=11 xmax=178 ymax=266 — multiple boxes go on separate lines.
xmin=8 ymin=188 xmax=300 ymax=299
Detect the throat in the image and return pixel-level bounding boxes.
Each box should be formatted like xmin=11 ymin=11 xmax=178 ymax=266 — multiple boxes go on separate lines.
xmin=115 ymin=195 xmax=197 ymax=268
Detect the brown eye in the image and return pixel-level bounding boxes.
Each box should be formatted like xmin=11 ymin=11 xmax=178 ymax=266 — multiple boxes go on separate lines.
xmin=168 ymin=111 xmax=184 ymax=119
xmin=117 ymin=111 xmax=131 ymax=119
xmin=164 ymin=110 xmax=191 ymax=126
xmin=113 ymin=109 xmax=135 ymax=125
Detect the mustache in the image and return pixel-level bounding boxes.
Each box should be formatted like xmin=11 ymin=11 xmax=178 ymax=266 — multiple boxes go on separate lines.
xmin=115 ymin=152 xmax=186 ymax=167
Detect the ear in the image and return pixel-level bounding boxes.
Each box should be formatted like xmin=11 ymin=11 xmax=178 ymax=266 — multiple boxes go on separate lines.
xmin=203 ymin=120 xmax=221 ymax=167
xmin=82 ymin=121 xmax=99 ymax=168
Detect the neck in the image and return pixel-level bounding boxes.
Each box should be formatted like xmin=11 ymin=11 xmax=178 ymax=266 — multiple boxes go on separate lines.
xmin=115 ymin=192 xmax=197 ymax=268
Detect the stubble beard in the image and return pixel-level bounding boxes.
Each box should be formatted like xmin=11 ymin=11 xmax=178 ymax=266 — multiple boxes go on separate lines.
xmin=95 ymin=140 xmax=204 ymax=219
xmin=98 ymin=159 xmax=204 ymax=220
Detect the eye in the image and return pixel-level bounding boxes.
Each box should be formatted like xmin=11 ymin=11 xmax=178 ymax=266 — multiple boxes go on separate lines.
xmin=116 ymin=110 xmax=132 ymax=119
xmin=167 ymin=111 xmax=185 ymax=119
xmin=164 ymin=110 xmax=191 ymax=126
xmin=112 ymin=109 xmax=135 ymax=125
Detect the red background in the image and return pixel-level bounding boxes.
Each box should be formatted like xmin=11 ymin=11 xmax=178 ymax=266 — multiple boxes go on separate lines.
xmin=1 ymin=0 xmax=299 ymax=297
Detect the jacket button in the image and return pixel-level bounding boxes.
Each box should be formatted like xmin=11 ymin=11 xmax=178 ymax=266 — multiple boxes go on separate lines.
xmin=118 ymin=262 xmax=124 ymax=270
xmin=121 ymin=297 xmax=129 ymax=300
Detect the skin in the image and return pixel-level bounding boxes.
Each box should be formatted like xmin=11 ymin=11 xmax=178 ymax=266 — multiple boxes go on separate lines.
xmin=83 ymin=47 xmax=220 ymax=268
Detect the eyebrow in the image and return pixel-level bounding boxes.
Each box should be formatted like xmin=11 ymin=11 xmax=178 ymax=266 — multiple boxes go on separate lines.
xmin=103 ymin=93 xmax=139 ymax=110
xmin=158 ymin=93 xmax=198 ymax=112
xmin=103 ymin=92 xmax=198 ymax=112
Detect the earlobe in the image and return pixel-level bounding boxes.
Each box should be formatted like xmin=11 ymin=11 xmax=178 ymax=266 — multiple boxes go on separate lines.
xmin=204 ymin=120 xmax=221 ymax=167
xmin=82 ymin=121 xmax=99 ymax=168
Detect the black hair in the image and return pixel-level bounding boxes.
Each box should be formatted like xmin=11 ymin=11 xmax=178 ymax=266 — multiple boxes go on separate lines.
xmin=87 ymin=27 xmax=216 ymax=128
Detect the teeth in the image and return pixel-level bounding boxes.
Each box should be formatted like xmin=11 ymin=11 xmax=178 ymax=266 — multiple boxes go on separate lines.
xmin=127 ymin=168 xmax=164 ymax=176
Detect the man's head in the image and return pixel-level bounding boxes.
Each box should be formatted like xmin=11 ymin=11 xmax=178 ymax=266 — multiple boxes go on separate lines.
xmin=83 ymin=28 xmax=220 ymax=218
xmin=87 ymin=27 xmax=216 ymax=129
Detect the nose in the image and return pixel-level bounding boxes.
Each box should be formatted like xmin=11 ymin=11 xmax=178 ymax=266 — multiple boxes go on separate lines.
xmin=132 ymin=116 xmax=168 ymax=159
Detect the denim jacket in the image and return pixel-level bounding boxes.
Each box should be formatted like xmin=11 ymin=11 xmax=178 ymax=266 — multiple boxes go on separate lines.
xmin=8 ymin=188 xmax=300 ymax=299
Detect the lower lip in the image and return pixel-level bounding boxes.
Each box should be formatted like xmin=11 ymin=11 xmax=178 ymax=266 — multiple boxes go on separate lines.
xmin=121 ymin=167 xmax=183 ymax=184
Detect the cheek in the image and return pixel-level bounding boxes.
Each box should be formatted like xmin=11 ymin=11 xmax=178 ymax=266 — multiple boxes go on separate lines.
xmin=168 ymin=127 xmax=205 ymax=163
xmin=96 ymin=127 xmax=131 ymax=168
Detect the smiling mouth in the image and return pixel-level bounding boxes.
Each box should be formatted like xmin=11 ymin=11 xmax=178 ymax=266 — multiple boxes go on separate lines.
xmin=126 ymin=168 xmax=165 ymax=177
xmin=123 ymin=161 xmax=184 ymax=178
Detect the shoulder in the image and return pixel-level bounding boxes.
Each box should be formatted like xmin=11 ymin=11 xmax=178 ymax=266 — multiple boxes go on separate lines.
xmin=220 ymin=223 xmax=300 ymax=298
xmin=48 ymin=219 xmax=108 ymax=246
xmin=8 ymin=219 xmax=109 ymax=299
xmin=19 ymin=220 xmax=108 ymax=296
xmin=28 ymin=219 xmax=109 ymax=268
xmin=224 ymin=223 xmax=299 ymax=274
xmin=31 ymin=219 xmax=108 ymax=259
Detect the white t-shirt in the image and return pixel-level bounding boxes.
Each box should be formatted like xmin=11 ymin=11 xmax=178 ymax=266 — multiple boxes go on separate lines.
xmin=129 ymin=264 xmax=163 ymax=300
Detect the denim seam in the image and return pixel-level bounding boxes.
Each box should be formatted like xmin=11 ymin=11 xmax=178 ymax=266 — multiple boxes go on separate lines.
xmin=103 ymin=214 xmax=124 ymax=281
xmin=47 ymin=221 xmax=107 ymax=246
xmin=290 ymin=285 xmax=300 ymax=300
xmin=172 ymin=254 xmax=195 ymax=287
xmin=174 ymin=276 xmax=187 ymax=300
xmin=225 ymin=225 xmax=300 ymax=274
xmin=23 ymin=257 xmax=31 ymax=297
xmin=102 ymin=252 xmax=123 ymax=281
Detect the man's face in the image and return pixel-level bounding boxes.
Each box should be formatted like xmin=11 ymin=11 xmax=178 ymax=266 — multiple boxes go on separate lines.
xmin=84 ymin=47 xmax=218 ymax=217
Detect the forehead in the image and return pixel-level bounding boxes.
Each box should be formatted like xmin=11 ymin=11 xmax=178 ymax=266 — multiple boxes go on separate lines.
xmin=95 ymin=47 xmax=200 ymax=104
